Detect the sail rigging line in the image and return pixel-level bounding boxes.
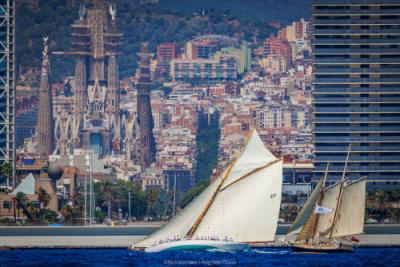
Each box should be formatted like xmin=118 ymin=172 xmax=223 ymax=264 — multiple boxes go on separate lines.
xmin=186 ymin=130 xmax=255 ymax=238
xmin=328 ymin=145 xmax=352 ymax=239
xmin=219 ymin=159 xmax=281 ymax=192
xmin=346 ymin=176 xmax=367 ymax=186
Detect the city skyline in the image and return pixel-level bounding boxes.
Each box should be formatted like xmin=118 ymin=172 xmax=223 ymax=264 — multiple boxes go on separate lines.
xmin=0 ymin=0 xmax=399 ymax=229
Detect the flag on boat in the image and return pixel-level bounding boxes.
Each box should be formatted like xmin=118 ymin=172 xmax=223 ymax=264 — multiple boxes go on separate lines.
xmin=314 ymin=205 xmax=333 ymax=214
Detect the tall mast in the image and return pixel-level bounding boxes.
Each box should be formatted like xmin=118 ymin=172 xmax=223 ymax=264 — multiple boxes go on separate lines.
xmin=341 ymin=144 xmax=352 ymax=182
xmin=328 ymin=144 xmax=351 ymax=239
xmin=310 ymin=162 xmax=330 ymax=239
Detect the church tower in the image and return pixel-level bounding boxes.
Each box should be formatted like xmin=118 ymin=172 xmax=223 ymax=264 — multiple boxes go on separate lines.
xmin=36 ymin=37 xmax=54 ymax=159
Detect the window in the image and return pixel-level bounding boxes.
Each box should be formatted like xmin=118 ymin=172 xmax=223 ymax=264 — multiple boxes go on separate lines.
xmin=3 ymin=201 xmax=12 ymax=209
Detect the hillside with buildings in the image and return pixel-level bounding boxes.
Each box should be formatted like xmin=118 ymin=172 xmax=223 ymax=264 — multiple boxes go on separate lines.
xmin=16 ymin=0 xmax=311 ymax=84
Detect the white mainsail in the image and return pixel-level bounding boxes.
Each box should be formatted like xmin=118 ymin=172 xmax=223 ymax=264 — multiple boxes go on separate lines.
xmin=195 ymin=159 xmax=282 ymax=242
xmin=331 ymin=177 xmax=366 ymax=237
xmin=134 ymin=130 xmax=282 ymax=248
xmin=220 ymin=130 xmax=277 ymax=188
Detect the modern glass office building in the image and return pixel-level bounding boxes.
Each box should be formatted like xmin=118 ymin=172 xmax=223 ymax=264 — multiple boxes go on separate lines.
xmin=313 ymin=0 xmax=400 ymax=189
xmin=0 ymin=1 xmax=15 ymax=169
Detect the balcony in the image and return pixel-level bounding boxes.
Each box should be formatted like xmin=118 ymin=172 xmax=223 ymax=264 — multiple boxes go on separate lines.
xmin=314 ymin=19 xmax=400 ymax=26
xmin=313 ymin=97 xmax=400 ymax=104
xmin=313 ymin=9 xmax=400 ymax=15
xmin=314 ymin=155 xmax=400 ymax=162
xmin=315 ymin=136 xmax=400 ymax=142
xmin=313 ymin=165 xmax=400 ymax=172
xmin=314 ymin=106 xmax=400 ymax=113
xmin=314 ymin=116 xmax=400 ymax=123
xmin=314 ymin=29 xmax=400 ymax=35
xmin=315 ymin=145 xmax=400 ymax=152
xmin=313 ymin=38 xmax=400 ymax=45
xmin=313 ymin=87 xmax=400 ymax=94
xmin=314 ymin=48 xmax=400 ymax=54
xmin=314 ymin=58 xmax=400 ymax=64
xmin=314 ymin=67 xmax=400 ymax=74
xmin=314 ymin=77 xmax=400 ymax=84
xmin=314 ymin=126 xmax=400 ymax=132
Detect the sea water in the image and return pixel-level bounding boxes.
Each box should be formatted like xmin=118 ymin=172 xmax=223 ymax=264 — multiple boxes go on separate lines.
xmin=0 ymin=248 xmax=399 ymax=266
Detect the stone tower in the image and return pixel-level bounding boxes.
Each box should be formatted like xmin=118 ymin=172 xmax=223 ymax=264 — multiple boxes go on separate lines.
xmin=136 ymin=43 xmax=156 ymax=170
xmin=65 ymin=0 xmax=122 ymax=156
xmin=36 ymin=37 xmax=54 ymax=159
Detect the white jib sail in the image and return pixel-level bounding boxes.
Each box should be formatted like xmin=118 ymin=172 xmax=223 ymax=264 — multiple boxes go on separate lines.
xmin=331 ymin=177 xmax=366 ymax=237
xmin=134 ymin=173 xmax=224 ymax=248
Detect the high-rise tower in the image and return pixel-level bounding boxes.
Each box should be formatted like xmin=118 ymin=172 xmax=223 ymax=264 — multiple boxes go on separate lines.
xmin=36 ymin=38 xmax=54 ymax=159
xmin=313 ymin=0 xmax=400 ymax=189
xmin=55 ymin=0 xmax=122 ymax=156
xmin=137 ymin=43 xmax=156 ymax=170
xmin=0 ymin=0 xmax=15 ymax=178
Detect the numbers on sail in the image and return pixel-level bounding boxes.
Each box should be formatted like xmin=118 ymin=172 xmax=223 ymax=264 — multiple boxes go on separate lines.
xmin=270 ymin=193 xmax=276 ymax=199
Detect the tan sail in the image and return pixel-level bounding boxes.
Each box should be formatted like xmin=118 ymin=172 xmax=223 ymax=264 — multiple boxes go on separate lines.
xmin=288 ymin=176 xmax=325 ymax=237
xmin=313 ymin=181 xmax=343 ymax=238
xmin=331 ymin=177 xmax=366 ymax=237
xmin=295 ymin=201 xmax=319 ymax=242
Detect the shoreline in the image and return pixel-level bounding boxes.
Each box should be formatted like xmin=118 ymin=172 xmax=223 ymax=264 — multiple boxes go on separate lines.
xmin=0 ymin=235 xmax=400 ymax=249
xmin=1 ymin=225 xmax=399 ymax=249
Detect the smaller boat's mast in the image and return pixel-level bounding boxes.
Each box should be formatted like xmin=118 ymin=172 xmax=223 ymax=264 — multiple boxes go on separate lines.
xmin=311 ymin=162 xmax=330 ymax=239
xmin=294 ymin=162 xmax=329 ymax=241
xmin=328 ymin=144 xmax=351 ymax=239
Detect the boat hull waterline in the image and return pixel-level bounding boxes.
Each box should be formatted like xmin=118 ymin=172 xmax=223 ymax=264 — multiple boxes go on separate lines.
xmin=144 ymin=240 xmax=250 ymax=253
xmin=290 ymin=242 xmax=354 ymax=253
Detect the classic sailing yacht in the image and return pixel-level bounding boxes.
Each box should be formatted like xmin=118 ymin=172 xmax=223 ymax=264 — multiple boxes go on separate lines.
xmin=287 ymin=149 xmax=366 ymax=253
xmin=131 ymin=130 xmax=283 ymax=252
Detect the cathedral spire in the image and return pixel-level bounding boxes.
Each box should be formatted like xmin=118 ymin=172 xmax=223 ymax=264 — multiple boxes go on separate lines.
xmin=137 ymin=42 xmax=156 ymax=170
xmin=41 ymin=37 xmax=49 ymax=77
xmin=37 ymin=37 xmax=54 ymax=160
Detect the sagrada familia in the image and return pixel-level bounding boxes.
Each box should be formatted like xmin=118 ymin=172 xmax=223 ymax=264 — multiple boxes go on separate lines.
xmin=38 ymin=0 xmax=155 ymax=170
